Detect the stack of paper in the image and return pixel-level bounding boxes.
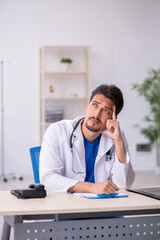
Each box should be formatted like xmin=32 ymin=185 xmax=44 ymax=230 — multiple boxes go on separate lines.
xmin=73 ymin=192 xmax=128 ymax=199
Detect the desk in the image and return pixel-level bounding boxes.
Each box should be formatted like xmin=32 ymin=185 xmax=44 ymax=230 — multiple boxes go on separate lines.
xmin=0 ymin=190 xmax=160 ymax=240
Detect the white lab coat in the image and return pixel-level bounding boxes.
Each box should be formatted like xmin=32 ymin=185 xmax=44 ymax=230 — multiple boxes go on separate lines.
xmin=39 ymin=116 xmax=135 ymax=192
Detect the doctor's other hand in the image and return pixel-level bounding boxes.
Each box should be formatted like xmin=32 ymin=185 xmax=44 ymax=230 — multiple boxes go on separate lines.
xmin=93 ymin=180 xmax=119 ymax=194
xmin=67 ymin=180 xmax=119 ymax=194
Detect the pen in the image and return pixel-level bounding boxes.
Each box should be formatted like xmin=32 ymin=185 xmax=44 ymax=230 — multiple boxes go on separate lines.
xmin=97 ymin=193 xmax=128 ymax=198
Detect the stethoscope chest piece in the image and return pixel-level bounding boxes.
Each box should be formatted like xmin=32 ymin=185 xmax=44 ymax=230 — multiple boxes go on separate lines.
xmin=105 ymin=145 xmax=115 ymax=161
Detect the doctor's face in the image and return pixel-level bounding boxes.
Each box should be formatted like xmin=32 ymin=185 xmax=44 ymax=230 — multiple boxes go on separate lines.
xmin=84 ymin=94 xmax=115 ymax=133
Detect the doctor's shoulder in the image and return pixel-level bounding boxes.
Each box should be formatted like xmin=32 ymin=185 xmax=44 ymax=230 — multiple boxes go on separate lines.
xmin=58 ymin=116 xmax=84 ymax=130
xmin=44 ymin=117 xmax=83 ymax=139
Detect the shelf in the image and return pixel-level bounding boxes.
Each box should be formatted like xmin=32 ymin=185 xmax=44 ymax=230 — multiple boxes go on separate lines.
xmin=41 ymin=71 xmax=89 ymax=75
xmin=42 ymin=45 xmax=90 ymax=49
xmin=41 ymin=118 xmax=79 ymax=127
xmin=39 ymin=45 xmax=91 ymax=142
xmin=42 ymin=97 xmax=88 ymax=101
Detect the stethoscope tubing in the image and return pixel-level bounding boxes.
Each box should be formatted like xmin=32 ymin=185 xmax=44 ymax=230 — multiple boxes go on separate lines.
xmin=70 ymin=118 xmax=114 ymax=174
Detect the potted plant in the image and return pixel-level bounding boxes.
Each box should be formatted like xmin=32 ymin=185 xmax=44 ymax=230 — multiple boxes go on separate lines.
xmin=60 ymin=58 xmax=73 ymax=71
xmin=132 ymin=68 xmax=160 ymax=173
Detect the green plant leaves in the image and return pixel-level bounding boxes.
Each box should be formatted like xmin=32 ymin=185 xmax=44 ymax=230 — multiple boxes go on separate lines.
xmin=60 ymin=58 xmax=73 ymax=63
xmin=132 ymin=68 xmax=160 ymax=143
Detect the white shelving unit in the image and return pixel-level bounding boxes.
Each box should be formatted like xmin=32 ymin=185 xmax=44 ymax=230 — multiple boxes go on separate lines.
xmin=39 ymin=46 xmax=91 ymax=141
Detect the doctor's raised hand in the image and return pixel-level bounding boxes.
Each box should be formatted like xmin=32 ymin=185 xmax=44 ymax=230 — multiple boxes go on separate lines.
xmin=102 ymin=106 xmax=127 ymax=164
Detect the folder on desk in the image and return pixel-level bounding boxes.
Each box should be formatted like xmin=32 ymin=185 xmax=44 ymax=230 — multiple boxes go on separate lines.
xmin=73 ymin=192 xmax=128 ymax=199
xmin=128 ymin=187 xmax=160 ymax=200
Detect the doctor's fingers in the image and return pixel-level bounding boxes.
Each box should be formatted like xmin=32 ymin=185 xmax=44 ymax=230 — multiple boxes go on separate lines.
xmin=112 ymin=106 xmax=117 ymax=121
xmin=107 ymin=119 xmax=119 ymax=128
xmin=104 ymin=181 xmax=119 ymax=193
xmin=106 ymin=120 xmax=120 ymax=133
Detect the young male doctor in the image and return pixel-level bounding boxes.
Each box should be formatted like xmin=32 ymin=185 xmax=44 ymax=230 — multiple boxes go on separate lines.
xmin=39 ymin=84 xmax=135 ymax=193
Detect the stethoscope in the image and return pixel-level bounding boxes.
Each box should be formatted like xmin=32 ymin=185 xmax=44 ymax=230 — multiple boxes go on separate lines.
xmin=70 ymin=117 xmax=114 ymax=174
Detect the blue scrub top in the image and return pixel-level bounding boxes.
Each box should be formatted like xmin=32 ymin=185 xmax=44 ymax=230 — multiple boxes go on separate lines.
xmin=84 ymin=134 xmax=101 ymax=183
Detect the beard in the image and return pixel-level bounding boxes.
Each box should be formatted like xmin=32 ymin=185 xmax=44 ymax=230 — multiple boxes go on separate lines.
xmin=85 ymin=117 xmax=101 ymax=132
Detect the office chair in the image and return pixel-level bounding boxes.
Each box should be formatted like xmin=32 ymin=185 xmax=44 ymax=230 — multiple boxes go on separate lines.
xmin=29 ymin=146 xmax=41 ymax=183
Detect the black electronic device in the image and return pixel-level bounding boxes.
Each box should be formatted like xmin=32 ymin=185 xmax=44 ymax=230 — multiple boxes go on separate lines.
xmin=10 ymin=183 xmax=47 ymax=199
xmin=128 ymin=187 xmax=160 ymax=200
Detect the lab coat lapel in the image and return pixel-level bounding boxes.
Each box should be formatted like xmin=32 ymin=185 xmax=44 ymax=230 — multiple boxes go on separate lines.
xmin=96 ymin=134 xmax=114 ymax=163
xmin=72 ymin=124 xmax=114 ymax=165
xmin=72 ymin=125 xmax=85 ymax=165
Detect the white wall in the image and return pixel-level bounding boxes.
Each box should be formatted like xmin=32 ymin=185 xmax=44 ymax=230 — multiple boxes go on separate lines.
xmin=0 ymin=0 xmax=160 ymax=175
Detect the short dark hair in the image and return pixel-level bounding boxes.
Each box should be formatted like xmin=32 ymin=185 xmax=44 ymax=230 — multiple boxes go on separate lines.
xmin=89 ymin=84 xmax=124 ymax=115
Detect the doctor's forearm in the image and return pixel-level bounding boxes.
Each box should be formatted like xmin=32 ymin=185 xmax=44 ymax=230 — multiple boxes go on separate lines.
xmin=67 ymin=180 xmax=119 ymax=194
xmin=67 ymin=181 xmax=94 ymax=193
xmin=114 ymin=138 xmax=126 ymax=164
